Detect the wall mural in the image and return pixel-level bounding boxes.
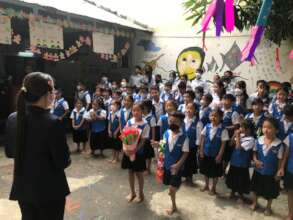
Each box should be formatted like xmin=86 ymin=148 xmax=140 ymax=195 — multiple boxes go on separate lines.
xmin=176 ymin=47 xmax=205 ymax=80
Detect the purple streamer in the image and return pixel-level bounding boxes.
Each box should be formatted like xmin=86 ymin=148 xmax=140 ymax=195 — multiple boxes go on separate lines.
xmin=246 ymin=26 xmax=264 ymax=61
xmin=215 ymin=0 xmax=225 ymax=37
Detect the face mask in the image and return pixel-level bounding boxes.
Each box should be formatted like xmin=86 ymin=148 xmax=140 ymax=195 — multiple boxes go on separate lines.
xmin=200 ymin=100 xmax=205 ymax=106
xmin=234 ymin=88 xmax=243 ymax=96
xmin=196 ymin=74 xmax=202 ymax=80
xmin=169 ymin=123 xmax=180 ymax=132
xmin=196 ymin=94 xmax=201 ymax=100
xmin=78 ymin=91 xmax=84 ymax=99
xmin=77 ymin=85 xmax=81 ymax=91
xmin=121 ymin=82 xmax=126 ymax=87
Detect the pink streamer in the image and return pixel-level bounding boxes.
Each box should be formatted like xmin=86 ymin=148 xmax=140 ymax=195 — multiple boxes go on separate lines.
xmin=201 ymin=0 xmax=218 ymax=32
xmin=241 ymin=27 xmax=258 ymax=61
xmin=289 ymin=49 xmax=293 ymax=60
xmin=225 ymin=0 xmax=235 ymax=32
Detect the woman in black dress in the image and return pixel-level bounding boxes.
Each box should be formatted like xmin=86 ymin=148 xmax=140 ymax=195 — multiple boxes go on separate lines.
xmin=4 ymin=72 xmax=71 ymax=220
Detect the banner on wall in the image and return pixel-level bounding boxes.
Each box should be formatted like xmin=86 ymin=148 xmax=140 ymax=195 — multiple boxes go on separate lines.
xmin=0 ymin=15 xmax=12 ymax=45
xmin=92 ymin=32 xmax=114 ymax=54
xmin=29 ymin=21 xmax=64 ymax=49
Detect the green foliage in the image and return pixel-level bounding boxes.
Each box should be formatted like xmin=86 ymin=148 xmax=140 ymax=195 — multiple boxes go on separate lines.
xmin=183 ymin=0 xmax=293 ymax=46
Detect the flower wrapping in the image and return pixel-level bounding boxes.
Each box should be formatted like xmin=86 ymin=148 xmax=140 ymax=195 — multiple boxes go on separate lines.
xmin=289 ymin=49 xmax=293 ymax=60
xmin=156 ymin=140 xmax=166 ymax=184
xmin=120 ymin=127 xmax=142 ymax=161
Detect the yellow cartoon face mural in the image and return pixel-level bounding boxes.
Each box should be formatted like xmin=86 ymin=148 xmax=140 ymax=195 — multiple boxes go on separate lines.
xmin=176 ymin=47 xmax=205 ymax=80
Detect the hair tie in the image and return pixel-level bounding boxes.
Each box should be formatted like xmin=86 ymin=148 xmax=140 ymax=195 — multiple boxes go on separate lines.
xmin=21 ymin=86 xmax=27 ymax=93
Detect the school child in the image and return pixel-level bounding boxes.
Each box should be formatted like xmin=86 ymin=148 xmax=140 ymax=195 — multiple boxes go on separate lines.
xmin=269 ymin=87 xmax=289 ymax=120
xmin=124 ymin=83 xmax=136 ymax=98
xmin=183 ymin=103 xmax=203 ymax=186
xmin=76 ymin=82 xmax=91 ymax=110
xmin=245 ymin=98 xmax=265 ymax=137
xmin=247 ymin=80 xmax=270 ymax=111
xmin=178 ymin=90 xmax=196 ymax=113
xmin=191 ymin=68 xmax=209 ymax=94
xmin=70 ymin=98 xmax=88 ymax=153
xmin=226 ymin=120 xmax=255 ymax=203
xmin=108 ymin=99 xmax=122 ymax=163
xmin=194 ymin=86 xmax=204 ymax=105
xmin=277 ymin=104 xmax=293 ymax=141
xmin=52 ymin=89 xmax=69 ymax=121
xmin=280 ymin=133 xmax=293 ymax=220
xmin=199 ymin=94 xmax=213 ymax=127
xmin=121 ymin=102 xmax=150 ymax=203
xmin=158 ymin=99 xmax=177 ymax=139
xmin=222 ymin=94 xmax=241 ymax=166
xmin=151 ymin=111 xmax=189 ymax=215
xmin=199 ymin=108 xmax=229 ymax=195
xmin=84 ymin=98 xmax=107 ymax=157
xmin=233 ymin=81 xmax=249 ymax=116
xmin=119 ymin=95 xmax=134 ymax=131
xmin=134 ymin=85 xmax=149 ymax=102
xmin=150 ymin=85 xmax=164 ymax=122
xmin=174 ymin=81 xmax=187 ymax=106
xmin=93 ymin=86 xmax=104 ymax=100
xmin=142 ymin=99 xmax=157 ymax=174
xmin=251 ymin=117 xmax=284 ymax=216
xmin=160 ymin=81 xmax=173 ymax=103
xmin=211 ymin=81 xmax=226 ymax=109
xmin=112 ymin=89 xmax=122 ymax=102
xmin=103 ymin=88 xmax=112 ymax=113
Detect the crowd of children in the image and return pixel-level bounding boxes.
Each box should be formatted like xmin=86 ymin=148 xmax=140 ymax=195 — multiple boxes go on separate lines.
xmin=51 ymin=70 xmax=293 ymax=218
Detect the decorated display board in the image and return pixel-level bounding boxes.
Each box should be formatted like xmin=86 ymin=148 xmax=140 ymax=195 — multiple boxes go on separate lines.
xmin=0 ymin=15 xmax=12 ymax=45
xmin=29 ymin=21 xmax=64 ymax=49
xmin=92 ymin=32 xmax=114 ymax=54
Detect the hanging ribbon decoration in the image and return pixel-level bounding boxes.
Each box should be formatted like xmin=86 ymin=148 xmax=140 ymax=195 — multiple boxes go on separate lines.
xmin=289 ymin=49 xmax=293 ymax=60
xmin=201 ymin=0 xmax=235 ymax=37
xmin=241 ymin=0 xmax=273 ymax=62
xmin=225 ymin=0 xmax=235 ymax=32
xmin=202 ymin=32 xmax=208 ymax=51
xmin=275 ymin=47 xmax=281 ymax=72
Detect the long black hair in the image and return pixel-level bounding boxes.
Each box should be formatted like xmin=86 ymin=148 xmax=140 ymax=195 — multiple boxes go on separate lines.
xmin=15 ymin=72 xmax=54 ymax=175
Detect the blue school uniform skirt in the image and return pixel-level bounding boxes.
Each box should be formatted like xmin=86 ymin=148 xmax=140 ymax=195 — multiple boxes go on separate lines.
xmin=199 ymin=156 xmax=223 ymax=178
xmin=121 ymin=143 xmax=146 ymax=172
xmin=225 ymin=165 xmax=250 ymax=194
xmin=250 ymin=170 xmax=280 ymax=200
xmin=284 ymin=172 xmax=293 ymax=191
xmin=163 ymin=168 xmax=183 ymax=188
xmin=90 ymin=130 xmax=106 ymax=151
xmin=144 ymin=139 xmax=155 ymax=159
xmin=108 ymin=133 xmax=122 ymax=151
xmin=183 ymin=148 xmax=198 ymax=178
xmin=73 ymin=129 xmax=88 ymax=143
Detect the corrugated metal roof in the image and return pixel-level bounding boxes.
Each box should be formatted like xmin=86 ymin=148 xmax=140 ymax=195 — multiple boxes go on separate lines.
xmin=17 ymin=0 xmax=152 ymax=31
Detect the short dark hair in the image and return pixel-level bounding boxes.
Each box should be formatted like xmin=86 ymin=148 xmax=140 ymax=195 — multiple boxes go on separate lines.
xmin=210 ymin=108 xmax=223 ymax=118
xmin=178 ymin=80 xmax=187 ymax=89
xmin=284 ymin=104 xmax=293 ymax=117
xmin=203 ymin=93 xmax=213 ymax=104
xmin=150 ymin=85 xmax=160 ymax=91
xmin=170 ymin=111 xmax=185 ymax=122
xmin=263 ymin=117 xmax=279 ymax=130
xmin=164 ymin=81 xmax=173 ymax=87
xmin=185 ymin=90 xmax=196 ymax=100
xmin=251 ymin=97 xmax=264 ymax=106
xmin=223 ymin=94 xmax=235 ymax=102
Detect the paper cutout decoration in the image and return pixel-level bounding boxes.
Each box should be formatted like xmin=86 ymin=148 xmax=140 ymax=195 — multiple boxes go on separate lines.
xmin=29 ymin=20 xmax=64 ymax=49
xmin=241 ymin=0 xmax=273 ymax=62
xmin=275 ymin=48 xmax=281 ymax=72
xmin=0 ymin=15 xmax=12 ymax=45
xmin=201 ymin=0 xmax=235 ymax=37
xmin=92 ymin=32 xmax=114 ymax=54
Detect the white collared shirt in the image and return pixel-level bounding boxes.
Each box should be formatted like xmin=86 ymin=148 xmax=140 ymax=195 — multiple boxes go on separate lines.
xmin=236 ymin=134 xmax=255 ymax=151
xmin=157 ymin=113 xmax=168 ymax=126
xmin=254 ymin=136 xmax=284 ymax=158
xmin=184 ymin=117 xmax=203 ymax=145
xmin=84 ymin=108 xmax=107 ymax=120
xmin=223 ymin=108 xmax=240 ymax=125
xmin=70 ymin=107 xmax=86 ymax=119
xmin=163 ymin=129 xmax=189 ymax=152
xmin=144 ymin=113 xmax=157 ymax=127
xmin=201 ymin=124 xmax=229 ymax=141
xmin=119 ymin=108 xmax=131 ymax=121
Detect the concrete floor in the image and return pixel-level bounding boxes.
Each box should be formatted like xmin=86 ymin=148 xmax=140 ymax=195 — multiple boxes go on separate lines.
xmin=0 ymin=138 xmax=289 ymax=220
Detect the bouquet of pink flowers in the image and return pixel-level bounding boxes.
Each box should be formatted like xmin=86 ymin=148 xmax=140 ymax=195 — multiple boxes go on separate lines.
xmin=120 ymin=127 xmax=142 ymax=161
xmin=156 ymin=140 xmax=166 ymax=184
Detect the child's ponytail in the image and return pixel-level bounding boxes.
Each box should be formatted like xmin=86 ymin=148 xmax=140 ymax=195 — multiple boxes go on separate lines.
xmin=15 ymin=88 xmax=27 ymax=175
